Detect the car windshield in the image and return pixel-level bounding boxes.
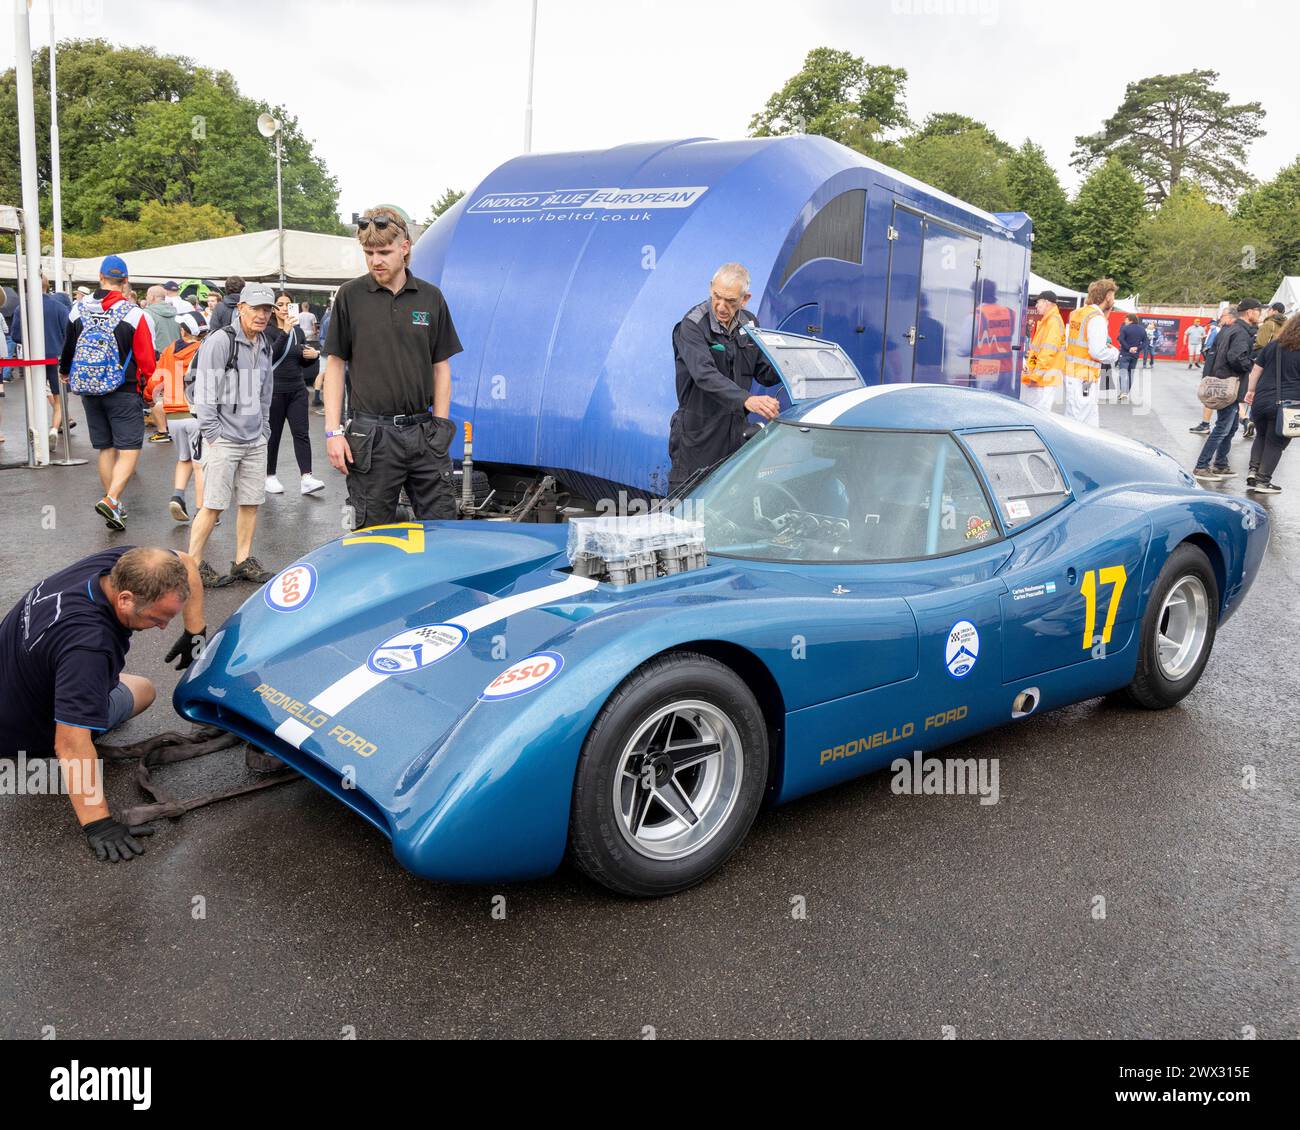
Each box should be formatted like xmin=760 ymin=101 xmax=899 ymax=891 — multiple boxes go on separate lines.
xmin=674 ymin=422 xmax=1000 ymax=563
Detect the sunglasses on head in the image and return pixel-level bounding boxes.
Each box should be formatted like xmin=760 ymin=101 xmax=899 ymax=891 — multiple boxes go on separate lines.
xmin=357 ymin=216 xmax=407 ymax=233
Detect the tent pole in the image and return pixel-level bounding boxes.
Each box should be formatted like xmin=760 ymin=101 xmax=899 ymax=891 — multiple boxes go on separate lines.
xmin=14 ymin=4 xmax=49 ymax=465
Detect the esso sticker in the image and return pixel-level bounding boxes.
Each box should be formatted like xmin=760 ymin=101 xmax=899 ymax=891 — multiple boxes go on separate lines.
xmin=945 ymin=620 xmax=980 ymax=679
xmin=265 ymin=563 xmax=317 ymax=612
xmin=479 ymin=652 xmax=564 ymax=701
xmin=367 ymin=623 xmax=467 ymax=674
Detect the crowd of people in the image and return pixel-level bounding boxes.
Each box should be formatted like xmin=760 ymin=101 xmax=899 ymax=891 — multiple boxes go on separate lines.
xmin=1 ymin=267 xmax=336 ymax=585
xmin=1020 ymin=284 xmax=1296 ymax=493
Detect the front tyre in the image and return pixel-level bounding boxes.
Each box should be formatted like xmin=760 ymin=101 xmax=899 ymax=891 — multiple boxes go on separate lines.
xmin=1122 ymin=543 xmax=1219 ymax=709
xmin=569 ymin=652 xmax=769 ymax=897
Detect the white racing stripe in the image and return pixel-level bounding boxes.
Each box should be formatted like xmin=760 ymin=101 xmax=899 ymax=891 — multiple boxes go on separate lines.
xmin=307 ymin=574 xmax=600 ymax=719
xmin=275 ymin=718 xmax=315 ymax=750
xmin=800 ymin=384 xmax=910 ymax=426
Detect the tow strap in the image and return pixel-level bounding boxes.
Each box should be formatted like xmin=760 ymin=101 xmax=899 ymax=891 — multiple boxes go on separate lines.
xmin=95 ymin=725 xmax=301 ymax=826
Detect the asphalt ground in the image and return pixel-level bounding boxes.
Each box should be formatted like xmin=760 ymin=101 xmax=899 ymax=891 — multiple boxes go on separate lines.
xmin=0 ymin=363 xmax=1294 ymax=1040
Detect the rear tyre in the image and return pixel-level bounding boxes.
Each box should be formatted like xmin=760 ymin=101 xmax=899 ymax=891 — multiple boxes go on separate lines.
xmin=1122 ymin=543 xmax=1219 ymax=709
xmin=569 ymin=652 xmax=768 ymax=897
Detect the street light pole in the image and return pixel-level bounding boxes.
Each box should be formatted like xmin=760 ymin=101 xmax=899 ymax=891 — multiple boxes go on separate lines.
xmin=275 ymin=129 xmax=285 ymax=290
xmin=258 ymin=112 xmax=286 ymax=289
xmin=14 ymin=1 xmax=49 ymax=464
xmin=524 ymin=0 xmax=537 ymax=153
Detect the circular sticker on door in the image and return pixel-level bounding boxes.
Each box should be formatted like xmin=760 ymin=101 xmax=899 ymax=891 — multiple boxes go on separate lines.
xmin=264 ymin=563 xmax=318 ymax=613
xmin=479 ymin=652 xmax=564 ymax=701
xmin=367 ymin=623 xmax=466 ymax=674
xmin=945 ymin=620 xmax=980 ymax=679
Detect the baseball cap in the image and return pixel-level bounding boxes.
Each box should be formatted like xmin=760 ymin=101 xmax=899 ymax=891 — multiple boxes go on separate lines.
xmin=178 ymin=312 xmax=209 ymax=336
xmin=1035 ymin=290 xmax=1058 ymax=303
xmin=1237 ymin=297 xmax=1262 ymax=312
xmin=1270 ymin=301 xmax=1285 ymax=313
xmin=163 ymin=280 xmax=180 ymax=292
xmin=239 ymin=282 xmax=276 ymax=307
xmin=99 ymin=254 xmax=128 ymax=280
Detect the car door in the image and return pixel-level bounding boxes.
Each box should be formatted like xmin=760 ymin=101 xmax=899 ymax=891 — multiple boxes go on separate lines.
xmin=773 ymin=429 xmax=1010 ymax=799
xmin=960 ymin=427 xmax=1151 ymax=682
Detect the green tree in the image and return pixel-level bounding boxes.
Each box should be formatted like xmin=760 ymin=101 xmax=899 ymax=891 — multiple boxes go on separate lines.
xmin=1068 ymin=156 xmax=1146 ymax=292
xmin=1134 ymin=184 xmax=1261 ymax=304
xmin=0 ymin=39 xmax=343 ymax=237
xmin=748 ymin=47 xmax=909 ymax=153
xmin=1072 ymin=70 xmax=1265 ymax=205
xmin=1006 ymin=140 xmax=1073 ymax=281
xmin=59 ymin=201 xmax=243 ymax=257
xmin=892 ymin=130 xmax=1012 ymax=213
xmin=429 ymin=188 xmax=465 ymax=221
xmin=906 ymin=112 xmax=1014 ymax=158
xmin=1235 ymin=156 xmax=1300 ymax=293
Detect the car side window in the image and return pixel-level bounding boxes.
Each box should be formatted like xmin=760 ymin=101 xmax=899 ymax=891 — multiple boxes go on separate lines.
xmin=962 ymin=429 xmax=1069 ymax=529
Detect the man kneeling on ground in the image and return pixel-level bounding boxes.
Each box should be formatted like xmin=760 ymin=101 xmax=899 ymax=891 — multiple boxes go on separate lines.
xmin=0 ymin=546 xmax=207 ymax=862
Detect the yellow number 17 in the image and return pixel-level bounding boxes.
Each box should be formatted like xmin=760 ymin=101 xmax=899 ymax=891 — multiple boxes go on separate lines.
xmin=1081 ymin=565 xmax=1127 ymax=650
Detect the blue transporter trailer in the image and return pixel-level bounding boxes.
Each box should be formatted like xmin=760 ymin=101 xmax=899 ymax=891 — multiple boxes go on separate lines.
xmin=410 ymin=134 xmax=1032 ymax=506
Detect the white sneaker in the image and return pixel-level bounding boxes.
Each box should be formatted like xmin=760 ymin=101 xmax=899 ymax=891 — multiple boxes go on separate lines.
xmin=49 ymin=427 xmax=58 ymax=445
xmin=301 ymin=473 xmax=325 ymax=495
xmin=265 ymin=475 xmax=285 ymax=494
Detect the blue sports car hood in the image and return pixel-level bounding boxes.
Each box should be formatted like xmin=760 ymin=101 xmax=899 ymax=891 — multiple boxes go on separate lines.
xmin=175 ymin=523 xmax=606 ymax=814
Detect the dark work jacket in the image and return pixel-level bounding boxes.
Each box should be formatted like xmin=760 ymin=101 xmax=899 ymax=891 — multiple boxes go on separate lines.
xmin=208 ymin=293 xmax=240 ymax=334
xmin=264 ymin=324 xmax=316 ymax=391
xmin=1209 ymin=320 xmax=1258 ymax=403
xmin=1117 ymin=322 xmax=1147 ymax=360
xmin=668 ymin=301 xmax=780 ymax=488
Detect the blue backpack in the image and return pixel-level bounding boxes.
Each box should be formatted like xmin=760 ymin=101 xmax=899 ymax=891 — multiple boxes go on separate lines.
xmin=69 ymin=298 xmax=131 ymax=394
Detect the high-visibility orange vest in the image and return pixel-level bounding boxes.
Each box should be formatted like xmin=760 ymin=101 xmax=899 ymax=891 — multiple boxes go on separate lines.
xmin=971 ymin=303 xmax=1015 ymax=378
xmin=147 ymin=339 xmax=200 ymax=415
xmin=1022 ymin=304 xmax=1065 ymax=387
xmin=1064 ymin=305 xmax=1104 ymax=383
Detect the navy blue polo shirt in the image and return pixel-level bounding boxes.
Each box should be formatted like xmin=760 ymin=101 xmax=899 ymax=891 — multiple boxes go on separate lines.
xmin=0 ymin=547 xmax=136 ymax=756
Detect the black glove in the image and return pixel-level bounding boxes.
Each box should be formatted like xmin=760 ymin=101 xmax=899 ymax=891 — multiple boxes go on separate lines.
xmin=164 ymin=624 xmax=207 ymax=670
xmin=83 ymin=817 xmax=155 ymax=863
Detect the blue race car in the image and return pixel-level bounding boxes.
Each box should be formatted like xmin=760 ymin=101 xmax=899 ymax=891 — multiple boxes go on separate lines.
xmin=175 ymin=331 xmax=1268 ymax=896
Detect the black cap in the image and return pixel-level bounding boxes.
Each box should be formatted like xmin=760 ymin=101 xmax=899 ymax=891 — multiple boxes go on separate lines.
xmin=1271 ymin=301 xmax=1285 ymax=313
xmin=1035 ymin=290 xmax=1057 ymax=303
xmin=1237 ymin=297 xmax=1262 ymax=312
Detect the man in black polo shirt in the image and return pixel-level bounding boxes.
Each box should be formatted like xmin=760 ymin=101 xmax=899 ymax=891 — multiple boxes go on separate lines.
xmin=0 ymin=546 xmax=207 ymax=861
xmin=322 ymin=206 xmax=463 ymax=528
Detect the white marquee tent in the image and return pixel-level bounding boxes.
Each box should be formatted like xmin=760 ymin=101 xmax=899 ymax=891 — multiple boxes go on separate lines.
xmin=1269 ymin=276 xmax=1300 ymax=313
xmin=0 ymin=228 xmax=366 ymax=292
xmin=1028 ymin=271 xmax=1085 ymax=304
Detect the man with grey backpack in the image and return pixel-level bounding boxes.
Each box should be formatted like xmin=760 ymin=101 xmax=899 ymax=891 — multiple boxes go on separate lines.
xmin=57 ymin=255 xmax=156 ymax=530
xmin=185 ymin=283 xmax=278 ymax=588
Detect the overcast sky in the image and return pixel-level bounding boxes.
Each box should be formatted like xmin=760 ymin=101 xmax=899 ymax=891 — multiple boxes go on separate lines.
xmin=4 ymin=0 xmax=1295 ymax=224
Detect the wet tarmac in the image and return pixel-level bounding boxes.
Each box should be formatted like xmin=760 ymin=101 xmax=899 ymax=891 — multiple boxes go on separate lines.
xmin=0 ymin=364 xmax=1294 ymax=1039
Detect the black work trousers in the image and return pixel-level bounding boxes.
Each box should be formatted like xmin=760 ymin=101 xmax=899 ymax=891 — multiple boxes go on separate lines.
xmin=1247 ymin=407 xmax=1292 ymax=479
xmin=267 ymin=383 xmax=312 ymax=476
xmin=345 ymin=414 xmax=457 ymax=529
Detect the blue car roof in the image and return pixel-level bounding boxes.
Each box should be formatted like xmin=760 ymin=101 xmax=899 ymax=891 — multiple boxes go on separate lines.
xmin=781 ymin=383 xmax=1045 ymax=431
